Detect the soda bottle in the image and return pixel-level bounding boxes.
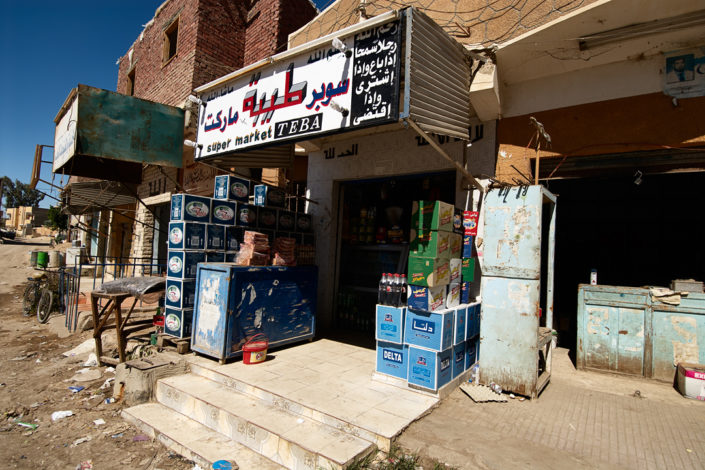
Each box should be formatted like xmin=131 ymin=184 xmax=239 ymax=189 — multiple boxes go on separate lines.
xmin=391 ymin=273 xmax=401 ymax=307
xmin=400 ymin=274 xmax=408 ymax=305
xmin=384 ymin=273 xmax=393 ymax=306
xmin=378 ymin=273 xmax=388 ymax=305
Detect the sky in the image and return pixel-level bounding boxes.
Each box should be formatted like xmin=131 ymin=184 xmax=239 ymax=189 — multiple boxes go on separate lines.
xmin=0 ymin=0 xmax=333 ymax=209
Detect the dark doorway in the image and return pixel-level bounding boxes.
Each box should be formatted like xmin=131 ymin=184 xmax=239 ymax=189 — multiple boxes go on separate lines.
xmin=546 ymin=171 xmax=705 ymax=357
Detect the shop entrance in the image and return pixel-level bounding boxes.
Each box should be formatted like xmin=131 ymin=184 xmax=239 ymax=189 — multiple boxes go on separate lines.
xmin=331 ymin=171 xmax=457 ymax=344
xmin=546 ymin=170 xmax=705 ymax=358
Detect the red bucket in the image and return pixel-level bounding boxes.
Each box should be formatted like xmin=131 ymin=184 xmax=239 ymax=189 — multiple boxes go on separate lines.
xmin=242 ymin=334 xmax=269 ymax=364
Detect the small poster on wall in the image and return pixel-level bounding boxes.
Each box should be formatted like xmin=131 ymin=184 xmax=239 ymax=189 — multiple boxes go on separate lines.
xmin=663 ymin=47 xmax=705 ymax=98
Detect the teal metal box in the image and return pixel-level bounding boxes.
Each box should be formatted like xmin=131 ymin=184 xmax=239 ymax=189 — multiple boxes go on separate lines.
xmin=376 ymin=341 xmax=409 ymax=380
xmin=375 ymin=305 xmax=406 ymax=344
xmin=408 ymin=345 xmax=453 ymax=391
xmin=404 ymin=308 xmax=454 ymax=352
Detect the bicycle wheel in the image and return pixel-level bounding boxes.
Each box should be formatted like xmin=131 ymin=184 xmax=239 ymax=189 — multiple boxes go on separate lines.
xmin=37 ymin=289 xmax=53 ymax=324
xmin=22 ymin=283 xmax=39 ymax=316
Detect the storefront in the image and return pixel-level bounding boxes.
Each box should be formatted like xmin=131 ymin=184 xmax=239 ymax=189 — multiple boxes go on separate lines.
xmin=191 ymin=7 xmax=497 ymax=335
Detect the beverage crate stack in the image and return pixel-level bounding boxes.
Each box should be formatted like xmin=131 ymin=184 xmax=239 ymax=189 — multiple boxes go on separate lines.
xmin=462 ymin=210 xmax=481 ymax=368
xmin=375 ymin=200 xmax=482 ymax=392
xmin=163 ymin=175 xmax=317 ymax=338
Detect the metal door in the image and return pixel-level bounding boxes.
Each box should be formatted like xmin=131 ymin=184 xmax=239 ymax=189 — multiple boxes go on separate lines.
xmin=479 ymin=185 xmax=556 ymax=397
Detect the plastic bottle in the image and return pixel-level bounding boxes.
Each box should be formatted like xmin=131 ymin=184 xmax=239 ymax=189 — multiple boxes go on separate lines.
xmin=384 ymin=273 xmax=393 ymax=306
xmin=391 ymin=273 xmax=401 ymax=307
xmin=400 ymin=274 xmax=408 ymax=305
xmin=378 ymin=273 xmax=387 ymax=305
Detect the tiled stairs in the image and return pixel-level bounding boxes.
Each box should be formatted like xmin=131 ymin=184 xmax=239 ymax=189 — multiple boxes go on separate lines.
xmin=122 ymin=365 xmax=381 ymax=469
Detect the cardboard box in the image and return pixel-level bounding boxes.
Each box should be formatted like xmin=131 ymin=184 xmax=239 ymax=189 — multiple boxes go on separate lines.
xmin=461 ymin=257 xmax=475 ymax=283
xmin=168 ymin=222 xmax=205 ymax=250
xmin=463 ymin=210 xmax=479 ymax=236
xmin=205 ymin=251 xmax=226 ymax=263
xmin=465 ymin=337 xmax=478 ymax=370
xmin=404 ymin=308 xmax=454 ymax=351
xmin=257 ymin=207 xmax=278 ymax=230
xmin=171 ymin=194 xmax=211 ymax=223
xmin=449 ymin=258 xmax=462 ymax=284
xmin=408 ymin=256 xmax=450 ymax=288
xmin=376 ymin=305 xmax=406 ymax=344
xmin=410 ymin=229 xmax=450 ymax=259
xmin=165 ymin=278 xmax=196 ymax=309
xmin=236 ymin=204 xmax=258 ymax=227
xmin=206 ymin=224 xmax=225 ymax=251
xmin=225 ymin=226 xmax=244 ymax=251
xmin=411 ymin=200 xmax=454 ymax=232
xmin=164 ymin=307 xmax=193 ymax=339
xmin=213 ymin=175 xmax=251 ymax=202
xmin=408 ymin=346 xmax=453 ymax=391
xmin=454 ymin=305 xmax=467 ymax=345
xmin=446 ymin=282 xmax=460 ymax=309
xmin=452 ymin=342 xmax=466 ymax=378
xmin=295 ymin=213 xmax=313 ymax=233
xmin=210 ymin=200 xmax=237 ymax=226
xmin=449 ymin=233 xmax=462 ymax=259
xmin=407 ymin=285 xmax=447 ymax=313
xmin=677 ymin=363 xmax=705 ymax=400
xmin=460 ymin=282 xmax=471 ymax=304
xmin=167 ymin=250 xmax=205 ymax=279
xmin=452 ymin=207 xmax=463 ymax=234
xmin=253 ymin=184 xmax=286 ymax=208
xmin=462 ymin=235 xmax=474 ymax=258
xmin=376 ymin=341 xmax=409 ymax=380
xmin=466 ymin=301 xmax=481 ymax=339
xmin=277 ymin=210 xmax=296 ymax=232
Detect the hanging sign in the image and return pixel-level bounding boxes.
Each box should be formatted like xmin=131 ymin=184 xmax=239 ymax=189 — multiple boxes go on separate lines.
xmin=195 ymin=20 xmax=401 ymax=159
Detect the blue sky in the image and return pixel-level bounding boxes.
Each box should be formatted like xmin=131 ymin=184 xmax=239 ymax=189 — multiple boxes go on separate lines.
xmin=0 ymin=0 xmax=331 ymax=209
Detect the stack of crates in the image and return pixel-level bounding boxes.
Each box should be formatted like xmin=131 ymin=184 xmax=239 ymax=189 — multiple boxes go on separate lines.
xmin=374 ymin=200 xmax=481 ymax=392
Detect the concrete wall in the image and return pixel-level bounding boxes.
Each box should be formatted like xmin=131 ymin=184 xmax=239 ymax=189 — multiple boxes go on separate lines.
xmin=307 ymin=119 xmax=496 ymax=327
xmin=289 ymin=0 xmax=596 ymax=48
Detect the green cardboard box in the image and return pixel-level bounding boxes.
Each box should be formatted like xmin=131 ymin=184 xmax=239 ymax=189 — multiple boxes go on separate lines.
xmin=411 ymin=200 xmax=454 ymax=232
xmin=410 ymin=229 xmax=450 ymax=259
xmin=408 ymin=256 xmax=450 ymax=288
xmin=461 ymin=257 xmax=475 ymax=283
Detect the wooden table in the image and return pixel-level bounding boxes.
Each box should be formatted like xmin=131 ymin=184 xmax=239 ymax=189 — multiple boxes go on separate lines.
xmin=90 ymin=291 xmax=155 ymax=364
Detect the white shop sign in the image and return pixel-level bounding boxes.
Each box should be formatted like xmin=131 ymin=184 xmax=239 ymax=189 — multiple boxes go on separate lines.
xmin=195 ymin=20 xmax=401 ymax=159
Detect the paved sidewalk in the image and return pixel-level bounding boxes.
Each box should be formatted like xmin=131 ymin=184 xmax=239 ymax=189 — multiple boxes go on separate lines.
xmin=398 ymin=348 xmax=705 ymax=470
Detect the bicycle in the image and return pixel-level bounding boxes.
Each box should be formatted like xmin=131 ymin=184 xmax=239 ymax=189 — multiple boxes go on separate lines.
xmin=23 ymin=268 xmax=63 ymax=323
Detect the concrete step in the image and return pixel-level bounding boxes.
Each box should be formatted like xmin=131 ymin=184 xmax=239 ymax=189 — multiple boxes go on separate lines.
xmin=189 ymin=361 xmax=387 ymax=449
xmin=156 ymin=374 xmax=376 ymax=469
xmin=122 ymin=403 xmax=284 ymax=470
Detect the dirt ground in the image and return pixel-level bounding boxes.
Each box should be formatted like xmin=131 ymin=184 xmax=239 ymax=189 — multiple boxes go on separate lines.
xmin=0 ymin=238 xmax=194 ymax=470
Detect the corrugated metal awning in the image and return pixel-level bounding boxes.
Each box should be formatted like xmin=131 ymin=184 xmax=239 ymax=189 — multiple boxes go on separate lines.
xmin=62 ymin=180 xmax=137 ymax=215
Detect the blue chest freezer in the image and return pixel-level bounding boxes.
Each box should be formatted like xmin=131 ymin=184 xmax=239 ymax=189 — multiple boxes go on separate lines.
xmin=191 ymin=264 xmax=317 ymax=362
